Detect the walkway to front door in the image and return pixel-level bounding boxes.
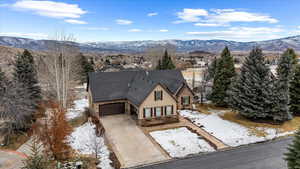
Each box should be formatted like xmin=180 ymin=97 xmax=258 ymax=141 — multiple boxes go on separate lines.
xmin=100 ymin=114 xmax=170 ymax=168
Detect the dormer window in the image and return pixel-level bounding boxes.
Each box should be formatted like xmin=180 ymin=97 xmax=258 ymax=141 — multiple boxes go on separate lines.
xmin=154 ymin=91 xmax=163 ymax=101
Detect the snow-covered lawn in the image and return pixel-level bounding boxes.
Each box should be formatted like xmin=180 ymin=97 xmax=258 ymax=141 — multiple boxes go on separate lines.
xmin=66 ymin=98 xmax=88 ymax=120
xmin=68 ymin=122 xmax=114 ymax=169
xmin=150 ymin=127 xmax=215 ymax=158
xmin=180 ymin=110 xmax=294 ymax=147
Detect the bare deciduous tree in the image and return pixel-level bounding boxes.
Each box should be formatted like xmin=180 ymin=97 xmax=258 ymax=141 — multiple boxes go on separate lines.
xmin=0 ymin=80 xmax=35 ymax=145
xmin=40 ymin=32 xmax=81 ymax=108
xmin=91 ymin=131 xmax=102 ymax=160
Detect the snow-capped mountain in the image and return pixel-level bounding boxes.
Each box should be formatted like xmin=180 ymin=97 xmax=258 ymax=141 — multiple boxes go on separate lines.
xmin=1 ymin=35 xmax=300 ymax=53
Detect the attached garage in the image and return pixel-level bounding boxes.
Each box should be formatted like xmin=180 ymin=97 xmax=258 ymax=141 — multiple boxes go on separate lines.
xmin=99 ymin=103 xmax=125 ymax=116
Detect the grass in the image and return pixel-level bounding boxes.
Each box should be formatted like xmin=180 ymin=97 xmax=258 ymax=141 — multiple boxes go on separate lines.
xmin=219 ymin=111 xmax=300 ymax=136
xmin=196 ymin=103 xmax=230 ymax=115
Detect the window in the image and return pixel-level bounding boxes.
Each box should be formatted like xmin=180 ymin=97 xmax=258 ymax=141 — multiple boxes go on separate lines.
xmin=182 ymin=96 xmax=190 ymax=105
xmin=155 ymin=107 xmax=162 ymax=117
xmin=165 ymin=106 xmax=173 ymax=116
xmin=144 ymin=108 xmax=152 ymax=118
xmin=154 ymin=91 xmax=163 ymax=101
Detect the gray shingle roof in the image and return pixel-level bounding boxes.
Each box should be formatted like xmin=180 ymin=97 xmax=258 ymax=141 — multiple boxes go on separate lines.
xmin=88 ymin=70 xmax=186 ymax=106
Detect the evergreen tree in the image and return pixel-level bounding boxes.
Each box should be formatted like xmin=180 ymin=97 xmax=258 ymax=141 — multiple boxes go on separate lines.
xmin=228 ymin=48 xmax=274 ymax=119
xmin=158 ymin=50 xmax=176 ymax=70
xmin=285 ymin=48 xmax=298 ymax=66
xmin=156 ymin=59 xmax=162 ymax=70
xmin=290 ymin=64 xmax=300 ymax=115
xmin=22 ymin=137 xmax=51 ymax=169
xmin=272 ymin=49 xmax=294 ymax=122
xmin=207 ymin=56 xmax=218 ymax=80
xmin=13 ymin=49 xmax=41 ymax=103
xmin=211 ymin=47 xmax=236 ymax=106
xmin=79 ymin=53 xmax=95 ymax=83
xmin=285 ymin=129 xmax=300 ymax=169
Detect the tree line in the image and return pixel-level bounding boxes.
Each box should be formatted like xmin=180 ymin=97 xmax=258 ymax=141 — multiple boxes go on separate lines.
xmin=209 ymin=47 xmax=299 ymax=123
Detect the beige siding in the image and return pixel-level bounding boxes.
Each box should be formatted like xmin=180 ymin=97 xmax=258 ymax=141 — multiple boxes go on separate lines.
xmin=138 ymin=85 xmax=177 ymax=119
xmin=177 ymin=85 xmax=194 ymax=110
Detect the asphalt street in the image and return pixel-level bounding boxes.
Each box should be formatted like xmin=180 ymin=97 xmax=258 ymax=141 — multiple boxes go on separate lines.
xmin=136 ymin=137 xmax=293 ymax=169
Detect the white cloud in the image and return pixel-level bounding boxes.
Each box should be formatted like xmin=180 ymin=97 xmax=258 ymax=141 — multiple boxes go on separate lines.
xmin=186 ymin=27 xmax=284 ymax=41
xmin=159 ymin=29 xmax=169 ymax=32
xmin=174 ymin=8 xmax=278 ymax=26
xmin=83 ymin=27 xmax=110 ymax=31
xmin=0 ymin=32 xmax=48 ymax=39
xmin=65 ymin=19 xmax=87 ymax=24
xmin=116 ymin=19 xmax=133 ymax=25
xmin=174 ymin=8 xmax=208 ymax=23
xmin=194 ymin=23 xmax=225 ymax=27
xmin=128 ymin=29 xmax=142 ymax=32
xmin=12 ymin=0 xmax=87 ymax=19
xmin=207 ymin=10 xmax=278 ymax=25
xmin=148 ymin=12 xmax=158 ymax=17
xmin=298 ymin=26 xmax=300 ymax=29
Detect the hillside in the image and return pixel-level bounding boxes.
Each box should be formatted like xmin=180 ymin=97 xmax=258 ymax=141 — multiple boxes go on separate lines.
xmin=1 ymin=35 xmax=300 ymax=53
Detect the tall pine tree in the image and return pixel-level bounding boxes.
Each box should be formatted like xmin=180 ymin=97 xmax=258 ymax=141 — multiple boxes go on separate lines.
xmin=156 ymin=59 xmax=162 ymax=70
xmin=13 ymin=49 xmax=41 ymax=103
xmin=228 ymin=48 xmax=274 ymax=119
xmin=285 ymin=129 xmax=300 ymax=169
xmin=211 ymin=46 xmax=236 ymax=106
xmin=79 ymin=53 xmax=95 ymax=83
xmin=157 ymin=50 xmax=175 ymax=70
xmin=207 ymin=56 xmax=218 ymax=80
xmin=285 ymin=48 xmax=298 ymax=66
xmin=290 ymin=64 xmax=300 ymax=115
xmin=272 ymin=49 xmax=294 ymax=122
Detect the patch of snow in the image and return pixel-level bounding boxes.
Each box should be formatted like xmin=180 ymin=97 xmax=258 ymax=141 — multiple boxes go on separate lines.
xmin=66 ymin=98 xmax=88 ymax=120
xmin=207 ymin=108 xmax=230 ymax=115
xmin=68 ymin=122 xmax=114 ymax=169
xmin=150 ymin=127 xmax=215 ymax=158
xmin=75 ymin=84 xmax=87 ymax=89
xmin=180 ymin=110 xmax=294 ymax=147
xmin=270 ymin=65 xmax=277 ymax=76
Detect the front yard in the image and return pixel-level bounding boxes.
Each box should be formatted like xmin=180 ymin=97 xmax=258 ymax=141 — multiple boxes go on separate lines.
xmin=68 ymin=122 xmax=115 ymax=169
xmin=150 ymin=127 xmax=215 ymax=158
xmin=67 ymin=85 xmax=116 ymax=169
xmin=180 ymin=106 xmax=297 ymax=147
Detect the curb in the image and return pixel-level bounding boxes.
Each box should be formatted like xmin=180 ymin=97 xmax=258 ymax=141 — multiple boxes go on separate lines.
xmin=0 ymin=149 xmax=28 ymax=158
xmin=125 ymin=136 xmax=293 ymax=169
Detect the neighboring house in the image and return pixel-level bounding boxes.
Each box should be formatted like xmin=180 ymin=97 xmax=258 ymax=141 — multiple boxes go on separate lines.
xmin=87 ymin=70 xmax=194 ymax=126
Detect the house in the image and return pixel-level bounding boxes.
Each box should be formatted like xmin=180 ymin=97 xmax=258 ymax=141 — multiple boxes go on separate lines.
xmin=87 ymin=70 xmax=194 ymax=126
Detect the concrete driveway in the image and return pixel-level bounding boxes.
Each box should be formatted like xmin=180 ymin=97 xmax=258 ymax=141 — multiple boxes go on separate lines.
xmin=0 ymin=150 xmax=26 ymax=169
xmin=100 ymin=114 xmax=170 ymax=168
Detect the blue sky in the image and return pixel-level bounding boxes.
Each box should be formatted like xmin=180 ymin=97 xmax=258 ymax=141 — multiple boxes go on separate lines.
xmin=1 ymin=0 xmax=300 ymax=42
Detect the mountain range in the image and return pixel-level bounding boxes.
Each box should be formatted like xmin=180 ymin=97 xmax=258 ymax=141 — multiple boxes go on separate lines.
xmin=1 ymin=35 xmax=300 ymax=53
